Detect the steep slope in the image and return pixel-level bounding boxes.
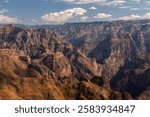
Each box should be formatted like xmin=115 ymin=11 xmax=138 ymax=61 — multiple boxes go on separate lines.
xmin=0 ymin=49 xmax=128 ymax=100
xmin=52 ymin=20 xmax=150 ymax=77
xmin=110 ymin=56 xmax=150 ymax=99
xmin=0 ymin=24 xmax=105 ymax=80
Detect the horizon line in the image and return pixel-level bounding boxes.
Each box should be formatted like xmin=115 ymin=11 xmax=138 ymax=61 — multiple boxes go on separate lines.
xmin=0 ymin=19 xmax=150 ymax=26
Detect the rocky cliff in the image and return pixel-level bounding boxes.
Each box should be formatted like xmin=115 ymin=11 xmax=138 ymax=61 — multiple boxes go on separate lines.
xmin=0 ymin=20 xmax=150 ymax=100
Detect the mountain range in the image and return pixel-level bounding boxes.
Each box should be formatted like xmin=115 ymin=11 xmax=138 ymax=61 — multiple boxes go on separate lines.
xmin=0 ymin=20 xmax=150 ymax=100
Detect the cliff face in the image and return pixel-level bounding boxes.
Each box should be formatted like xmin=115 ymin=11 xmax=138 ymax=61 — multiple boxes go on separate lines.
xmin=0 ymin=49 xmax=127 ymax=100
xmin=110 ymin=57 xmax=150 ymax=99
xmin=54 ymin=20 xmax=150 ymax=75
xmin=0 ymin=20 xmax=150 ymax=100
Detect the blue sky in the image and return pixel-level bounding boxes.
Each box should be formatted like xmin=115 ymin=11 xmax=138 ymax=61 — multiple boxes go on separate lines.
xmin=0 ymin=0 xmax=150 ymax=24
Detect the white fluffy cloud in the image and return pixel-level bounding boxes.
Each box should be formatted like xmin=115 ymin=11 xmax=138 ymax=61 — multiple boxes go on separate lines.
xmin=89 ymin=6 xmax=97 ymax=10
xmin=0 ymin=7 xmax=19 ymax=23
xmin=94 ymin=13 xmax=112 ymax=19
xmin=41 ymin=8 xmax=87 ymax=23
xmin=62 ymin=0 xmax=126 ymax=5
xmin=0 ymin=9 xmax=9 ymax=14
xmin=143 ymin=12 xmax=150 ymax=19
xmin=120 ymin=15 xmax=141 ymax=20
xmin=103 ymin=0 xmax=126 ymax=6
xmin=62 ymin=0 xmax=102 ymax=4
xmin=4 ymin=0 xmax=10 ymax=3
xmin=0 ymin=15 xmax=19 ymax=23
xmin=130 ymin=7 xmax=140 ymax=10
xmin=120 ymin=12 xmax=150 ymax=20
xmin=80 ymin=16 xmax=88 ymax=20
xmin=31 ymin=19 xmax=38 ymax=23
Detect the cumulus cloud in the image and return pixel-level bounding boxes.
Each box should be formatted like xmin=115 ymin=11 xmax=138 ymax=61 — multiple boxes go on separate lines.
xmin=120 ymin=12 xmax=150 ymax=20
xmin=4 ymin=0 xmax=10 ymax=3
xmin=62 ymin=0 xmax=126 ymax=5
xmin=80 ymin=16 xmax=88 ymax=20
xmin=0 ymin=7 xmax=19 ymax=23
xmin=119 ymin=6 xmax=131 ymax=9
xmin=62 ymin=0 xmax=102 ymax=4
xmin=62 ymin=0 xmax=75 ymax=2
xmin=143 ymin=12 xmax=150 ymax=19
xmin=94 ymin=13 xmax=112 ymax=19
xmin=120 ymin=15 xmax=141 ymax=20
xmin=103 ymin=0 xmax=126 ymax=6
xmin=130 ymin=7 xmax=140 ymax=10
xmin=0 ymin=15 xmax=19 ymax=23
xmin=0 ymin=9 xmax=9 ymax=14
xmin=89 ymin=6 xmax=97 ymax=10
xmin=31 ymin=19 xmax=38 ymax=23
xmin=41 ymin=8 xmax=87 ymax=23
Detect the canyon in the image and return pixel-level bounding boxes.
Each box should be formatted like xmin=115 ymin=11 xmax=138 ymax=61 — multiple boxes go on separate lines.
xmin=0 ymin=20 xmax=150 ymax=100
